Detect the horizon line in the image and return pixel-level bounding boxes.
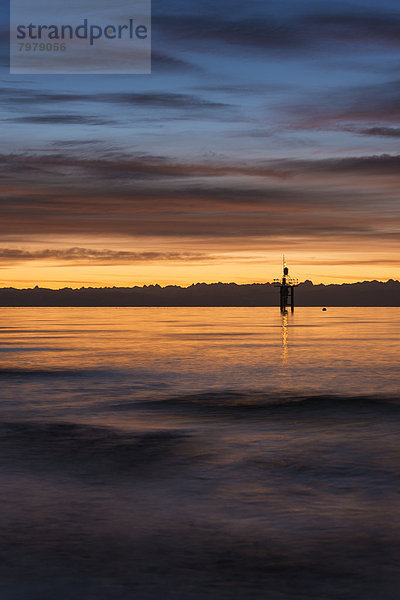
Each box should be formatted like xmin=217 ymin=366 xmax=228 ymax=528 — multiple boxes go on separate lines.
xmin=1 ymin=279 xmax=399 ymax=291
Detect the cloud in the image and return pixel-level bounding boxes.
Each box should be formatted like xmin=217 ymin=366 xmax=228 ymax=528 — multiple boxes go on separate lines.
xmin=8 ymin=115 xmax=114 ymax=126
xmin=100 ymin=92 xmax=228 ymax=110
xmin=0 ymin=88 xmax=229 ymax=111
xmin=306 ymin=12 xmax=400 ymax=45
xmin=296 ymin=258 xmax=400 ymax=267
xmin=283 ymin=80 xmax=400 ymax=129
xmin=0 ymin=151 xmax=398 ymax=243
xmin=342 ymin=127 xmax=400 ymax=138
xmin=4 ymin=2 xmax=400 ymax=61
xmin=155 ymin=14 xmax=307 ymax=53
xmin=0 ymin=248 xmax=214 ymax=265
xmin=151 ymin=51 xmax=202 ymax=73
xmin=3 ymin=150 xmax=400 ymax=182
xmin=279 ymin=153 xmax=400 ymax=176
xmin=53 ymin=139 xmax=103 ymax=147
xmin=154 ymin=5 xmax=400 ymax=56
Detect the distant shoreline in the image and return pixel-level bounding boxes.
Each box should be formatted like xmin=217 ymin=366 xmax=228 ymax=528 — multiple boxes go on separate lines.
xmin=0 ymin=305 xmax=398 ymax=308
xmin=0 ymin=280 xmax=398 ymax=307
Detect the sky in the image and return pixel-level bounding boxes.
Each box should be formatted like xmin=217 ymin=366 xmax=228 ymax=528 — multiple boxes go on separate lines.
xmin=1 ymin=0 xmax=400 ymax=287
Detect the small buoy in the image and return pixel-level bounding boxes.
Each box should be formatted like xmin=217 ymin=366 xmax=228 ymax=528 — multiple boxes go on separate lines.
xmin=322 ymin=307 xmax=327 ymax=311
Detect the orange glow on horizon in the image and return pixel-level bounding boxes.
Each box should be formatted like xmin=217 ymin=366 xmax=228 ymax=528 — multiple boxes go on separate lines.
xmin=0 ymin=259 xmax=397 ymax=289
xmin=0 ymin=235 xmax=398 ymax=289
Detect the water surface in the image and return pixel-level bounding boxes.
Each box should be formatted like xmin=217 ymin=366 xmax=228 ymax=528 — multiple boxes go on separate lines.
xmin=0 ymin=307 xmax=399 ymax=599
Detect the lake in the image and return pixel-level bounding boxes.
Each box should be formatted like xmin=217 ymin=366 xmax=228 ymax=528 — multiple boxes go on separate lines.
xmin=0 ymin=307 xmax=399 ymax=599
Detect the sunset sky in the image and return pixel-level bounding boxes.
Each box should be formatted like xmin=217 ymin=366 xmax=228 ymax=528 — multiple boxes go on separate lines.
xmin=1 ymin=0 xmax=400 ymax=288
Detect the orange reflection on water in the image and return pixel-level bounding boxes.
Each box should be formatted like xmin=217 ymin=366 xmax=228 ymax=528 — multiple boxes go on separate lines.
xmin=281 ymin=311 xmax=288 ymax=365
xmin=0 ymin=307 xmax=400 ymax=411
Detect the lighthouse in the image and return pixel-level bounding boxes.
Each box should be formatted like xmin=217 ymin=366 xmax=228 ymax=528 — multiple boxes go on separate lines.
xmin=273 ymin=257 xmax=298 ymax=313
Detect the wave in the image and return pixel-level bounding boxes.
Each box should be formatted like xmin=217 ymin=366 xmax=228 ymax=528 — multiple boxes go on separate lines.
xmin=0 ymin=367 xmax=105 ymax=378
xmin=0 ymin=421 xmax=190 ymax=479
xmin=115 ymin=390 xmax=400 ymax=415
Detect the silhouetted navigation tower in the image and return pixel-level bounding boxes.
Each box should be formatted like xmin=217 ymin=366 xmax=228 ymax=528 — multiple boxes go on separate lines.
xmin=273 ymin=257 xmax=298 ymax=313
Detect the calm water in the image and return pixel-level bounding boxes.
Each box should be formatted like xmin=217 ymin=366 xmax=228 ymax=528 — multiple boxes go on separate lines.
xmin=0 ymin=307 xmax=399 ymax=599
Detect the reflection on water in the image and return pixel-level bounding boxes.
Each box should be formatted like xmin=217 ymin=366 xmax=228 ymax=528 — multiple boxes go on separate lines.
xmin=281 ymin=310 xmax=288 ymax=365
xmin=0 ymin=307 xmax=399 ymax=599
xmin=0 ymin=307 xmax=399 ymax=417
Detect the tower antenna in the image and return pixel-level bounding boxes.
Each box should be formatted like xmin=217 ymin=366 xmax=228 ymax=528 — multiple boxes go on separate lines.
xmin=273 ymin=257 xmax=298 ymax=313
